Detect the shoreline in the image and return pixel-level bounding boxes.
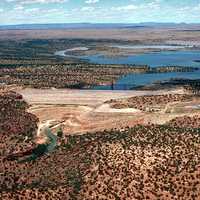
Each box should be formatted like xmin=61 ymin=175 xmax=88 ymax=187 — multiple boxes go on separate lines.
xmin=1 ymin=63 xmax=199 ymax=90
xmin=54 ymin=44 xmax=197 ymax=60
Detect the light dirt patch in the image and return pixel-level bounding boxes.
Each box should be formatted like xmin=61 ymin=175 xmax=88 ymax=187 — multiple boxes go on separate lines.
xmin=17 ymin=88 xmax=184 ymax=106
xmin=18 ymin=88 xmax=196 ymax=135
xmin=29 ymin=103 xmax=145 ymax=135
xmin=95 ymin=103 xmax=141 ymax=113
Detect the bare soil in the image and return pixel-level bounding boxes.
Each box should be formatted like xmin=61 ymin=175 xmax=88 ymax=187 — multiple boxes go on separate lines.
xmin=17 ymin=88 xmax=200 ymax=135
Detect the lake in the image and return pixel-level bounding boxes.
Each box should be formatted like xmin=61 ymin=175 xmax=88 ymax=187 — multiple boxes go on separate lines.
xmin=94 ymin=70 xmax=200 ymax=90
xmin=81 ymin=50 xmax=200 ymax=89
xmin=55 ymin=46 xmax=200 ymax=67
xmin=55 ymin=47 xmax=200 ymax=90
xmin=80 ymin=50 xmax=200 ymax=67
xmin=110 ymin=44 xmax=193 ymax=50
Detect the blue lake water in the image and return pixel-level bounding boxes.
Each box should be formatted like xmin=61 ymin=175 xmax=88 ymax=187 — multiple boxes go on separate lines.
xmin=80 ymin=50 xmax=200 ymax=67
xmin=55 ymin=49 xmax=200 ymax=90
xmin=80 ymin=50 xmax=200 ymax=90
xmin=81 ymin=50 xmax=200 ymax=89
xmin=95 ymin=70 xmax=200 ymax=90
xmin=110 ymin=44 xmax=192 ymax=50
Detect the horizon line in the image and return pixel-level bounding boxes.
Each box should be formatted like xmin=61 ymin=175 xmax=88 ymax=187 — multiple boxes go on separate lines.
xmin=1 ymin=22 xmax=200 ymax=26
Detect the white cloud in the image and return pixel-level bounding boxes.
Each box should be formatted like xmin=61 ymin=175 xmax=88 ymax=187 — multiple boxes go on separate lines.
xmin=81 ymin=6 xmax=95 ymax=12
xmin=25 ymin=7 xmax=40 ymax=13
xmin=111 ymin=5 xmax=138 ymax=11
xmin=147 ymin=0 xmax=161 ymax=9
xmin=193 ymin=3 xmax=200 ymax=12
xmin=85 ymin=0 xmax=99 ymax=4
xmin=14 ymin=5 xmax=24 ymax=10
xmin=111 ymin=1 xmax=162 ymax=12
xmin=6 ymin=0 xmax=67 ymax=4
xmin=1 ymin=0 xmax=200 ymax=25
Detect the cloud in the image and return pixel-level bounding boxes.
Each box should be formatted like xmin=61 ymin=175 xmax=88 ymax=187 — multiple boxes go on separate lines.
xmin=111 ymin=5 xmax=138 ymax=11
xmin=193 ymin=3 xmax=200 ymax=12
xmin=1 ymin=0 xmax=200 ymax=25
xmin=111 ymin=1 xmax=162 ymax=12
xmin=85 ymin=0 xmax=99 ymax=4
xmin=81 ymin=6 xmax=95 ymax=12
xmin=6 ymin=0 xmax=67 ymax=4
xmin=14 ymin=5 xmax=24 ymax=10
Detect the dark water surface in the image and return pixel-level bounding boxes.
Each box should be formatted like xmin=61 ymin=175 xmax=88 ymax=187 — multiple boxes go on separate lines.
xmin=94 ymin=70 xmax=200 ymax=90
xmin=55 ymin=49 xmax=200 ymax=90
xmin=80 ymin=50 xmax=200 ymax=89
xmin=80 ymin=50 xmax=200 ymax=67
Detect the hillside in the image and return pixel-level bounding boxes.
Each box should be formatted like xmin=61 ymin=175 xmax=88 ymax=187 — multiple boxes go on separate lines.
xmin=1 ymin=91 xmax=200 ymax=200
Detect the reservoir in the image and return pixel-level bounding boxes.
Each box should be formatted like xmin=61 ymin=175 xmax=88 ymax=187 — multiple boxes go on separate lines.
xmin=94 ymin=70 xmax=200 ymax=90
xmin=55 ymin=47 xmax=200 ymax=90
xmin=109 ymin=44 xmax=193 ymax=50
xmin=80 ymin=50 xmax=200 ymax=67
xmin=80 ymin=50 xmax=200 ymax=89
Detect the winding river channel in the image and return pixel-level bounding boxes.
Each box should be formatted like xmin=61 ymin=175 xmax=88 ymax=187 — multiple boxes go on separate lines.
xmin=19 ymin=122 xmax=57 ymax=162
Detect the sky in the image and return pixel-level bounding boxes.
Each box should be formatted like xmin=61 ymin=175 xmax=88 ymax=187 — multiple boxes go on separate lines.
xmin=0 ymin=0 xmax=200 ymax=25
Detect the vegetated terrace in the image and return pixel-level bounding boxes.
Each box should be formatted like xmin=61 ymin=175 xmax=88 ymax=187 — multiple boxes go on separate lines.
xmin=0 ymin=64 xmax=198 ymax=89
